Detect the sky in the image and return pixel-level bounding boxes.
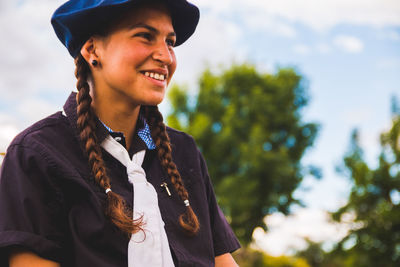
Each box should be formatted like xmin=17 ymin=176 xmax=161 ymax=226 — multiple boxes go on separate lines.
xmin=1 ymin=0 xmax=400 ymax=256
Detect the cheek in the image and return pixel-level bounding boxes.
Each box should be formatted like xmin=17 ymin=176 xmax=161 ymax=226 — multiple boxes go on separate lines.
xmin=106 ymin=43 xmax=148 ymax=70
xmin=102 ymin=47 xmax=127 ymax=73
xmin=124 ymin=46 xmax=148 ymax=62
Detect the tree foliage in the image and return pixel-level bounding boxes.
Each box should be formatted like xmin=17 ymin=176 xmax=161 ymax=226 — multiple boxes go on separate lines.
xmin=167 ymin=64 xmax=319 ymax=245
xmin=295 ymin=239 xmax=347 ymax=267
xmin=332 ymin=97 xmax=400 ymax=266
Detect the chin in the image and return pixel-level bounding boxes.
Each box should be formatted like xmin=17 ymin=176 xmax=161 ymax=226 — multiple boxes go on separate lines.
xmin=141 ymin=96 xmax=164 ymax=106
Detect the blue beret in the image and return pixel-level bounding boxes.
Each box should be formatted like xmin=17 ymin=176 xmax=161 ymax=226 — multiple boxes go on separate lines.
xmin=51 ymin=0 xmax=200 ymax=58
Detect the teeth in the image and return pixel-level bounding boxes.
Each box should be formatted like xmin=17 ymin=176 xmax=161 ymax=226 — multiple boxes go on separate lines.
xmin=144 ymin=71 xmax=166 ymax=81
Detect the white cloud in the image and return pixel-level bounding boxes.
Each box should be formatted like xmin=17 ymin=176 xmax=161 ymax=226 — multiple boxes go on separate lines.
xmin=0 ymin=113 xmax=20 ymax=152
xmin=0 ymin=96 xmax=61 ymax=153
xmin=0 ymin=0 xmax=77 ymax=144
xmin=16 ymin=98 xmax=61 ymax=124
xmin=242 ymin=12 xmax=297 ymax=38
xmin=194 ymin=0 xmax=400 ymax=32
xmin=0 ymin=124 xmax=19 ymax=152
xmin=0 ymin=0 xmax=73 ymax=100
xmin=334 ymin=35 xmax=364 ymax=53
xmin=1 ymin=0 xmax=395 ymax=103
xmin=172 ymin=12 xmax=247 ymax=90
xmin=252 ymin=208 xmax=351 ymax=256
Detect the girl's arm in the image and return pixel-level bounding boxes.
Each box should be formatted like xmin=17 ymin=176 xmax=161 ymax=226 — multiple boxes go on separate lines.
xmin=215 ymin=253 xmax=239 ymax=267
xmin=9 ymin=249 xmax=60 ymax=267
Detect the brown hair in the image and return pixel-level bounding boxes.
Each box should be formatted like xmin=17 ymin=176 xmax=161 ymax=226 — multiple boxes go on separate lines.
xmin=74 ymin=54 xmax=143 ymax=234
xmin=74 ymin=54 xmax=199 ymax=235
xmin=144 ymin=105 xmax=200 ymax=234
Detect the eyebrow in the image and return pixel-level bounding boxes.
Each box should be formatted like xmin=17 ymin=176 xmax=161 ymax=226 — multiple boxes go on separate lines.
xmin=130 ymin=23 xmax=176 ymax=37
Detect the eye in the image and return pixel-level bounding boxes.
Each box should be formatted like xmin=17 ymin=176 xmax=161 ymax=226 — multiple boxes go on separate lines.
xmin=166 ymin=38 xmax=176 ymax=47
xmin=135 ymin=32 xmax=153 ymax=41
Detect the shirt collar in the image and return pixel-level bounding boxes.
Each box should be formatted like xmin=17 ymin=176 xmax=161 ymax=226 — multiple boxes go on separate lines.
xmin=100 ymin=116 xmax=156 ymax=150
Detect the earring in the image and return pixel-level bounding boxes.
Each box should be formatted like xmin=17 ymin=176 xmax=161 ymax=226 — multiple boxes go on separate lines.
xmin=91 ymin=59 xmax=98 ymax=66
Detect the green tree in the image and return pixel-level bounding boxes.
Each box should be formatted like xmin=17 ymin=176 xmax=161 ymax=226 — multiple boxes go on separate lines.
xmin=296 ymin=239 xmax=326 ymax=267
xmin=167 ymin=64 xmax=319 ymax=245
xmin=332 ymin=97 xmax=400 ymax=266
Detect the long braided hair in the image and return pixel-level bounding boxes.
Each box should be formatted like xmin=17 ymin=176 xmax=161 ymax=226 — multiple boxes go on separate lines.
xmin=144 ymin=105 xmax=200 ymax=234
xmin=74 ymin=54 xmax=199 ymax=235
xmin=74 ymin=54 xmax=143 ymax=234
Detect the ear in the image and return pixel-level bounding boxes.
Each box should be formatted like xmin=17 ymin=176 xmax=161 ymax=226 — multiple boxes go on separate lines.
xmin=80 ymin=37 xmax=98 ymax=65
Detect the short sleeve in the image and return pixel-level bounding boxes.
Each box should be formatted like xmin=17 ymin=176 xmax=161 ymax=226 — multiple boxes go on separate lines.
xmin=0 ymin=143 xmax=65 ymax=264
xmin=198 ymin=150 xmax=241 ymax=256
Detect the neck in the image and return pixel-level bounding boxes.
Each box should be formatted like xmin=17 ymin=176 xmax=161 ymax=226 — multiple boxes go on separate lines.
xmin=91 ymin=86 xmax=141 ymax=150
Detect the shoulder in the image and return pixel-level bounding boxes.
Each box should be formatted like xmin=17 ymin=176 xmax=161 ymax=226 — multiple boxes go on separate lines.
xmin=4 ymin=111 xmax=79 ymax=173
xmin=8 ymin=111 xmax=70 ymax=152
xmin=166 ymin=126 xmax=197 ymax=150
xmin=165 ymin=126 xmax=202 ymax=163
xmin=1 ymin=111 xmax=89 ymax=200
xmin=165 ymin=126 xmax=208 ymax=181
xmin=0 ymin=113 xmax=70 ymax=194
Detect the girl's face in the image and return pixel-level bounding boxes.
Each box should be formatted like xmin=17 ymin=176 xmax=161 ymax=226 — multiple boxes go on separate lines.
xmin=90 ymin=5 xmax=177 ymax=107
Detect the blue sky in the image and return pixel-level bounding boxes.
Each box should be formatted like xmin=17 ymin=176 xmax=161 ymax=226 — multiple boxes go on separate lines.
xmin=184 ymin=0 xmax=400 ymax=213
xmin=0 ymin=0 xmax=399 ymax=255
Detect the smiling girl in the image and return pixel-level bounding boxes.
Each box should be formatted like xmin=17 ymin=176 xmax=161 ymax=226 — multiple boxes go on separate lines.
xmin=0 ymin=0 xmax=240 ymax=266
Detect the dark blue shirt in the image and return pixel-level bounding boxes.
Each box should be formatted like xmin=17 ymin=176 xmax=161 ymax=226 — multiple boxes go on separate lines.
xmin=0 ymin=92 xmax=240 ymax=266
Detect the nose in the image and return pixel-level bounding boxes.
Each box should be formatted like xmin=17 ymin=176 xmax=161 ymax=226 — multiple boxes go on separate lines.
xmin=152 ymin=42 xmax=174 ymax=66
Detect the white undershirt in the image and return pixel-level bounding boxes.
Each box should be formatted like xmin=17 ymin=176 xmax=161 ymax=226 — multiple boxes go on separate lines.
xmin=101 ymin=135 xmax=175 ymax=267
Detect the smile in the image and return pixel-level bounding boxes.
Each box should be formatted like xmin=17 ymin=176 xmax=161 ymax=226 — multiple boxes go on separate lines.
xmin=144 ymin=71 xmax=166 ymax=81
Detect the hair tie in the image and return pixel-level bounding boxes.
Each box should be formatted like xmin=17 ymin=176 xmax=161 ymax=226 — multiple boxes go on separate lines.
xmin=184 ymin=199 xmax=190 ymax=207
xmin=105 ymin=188 xmax=112 ymax=194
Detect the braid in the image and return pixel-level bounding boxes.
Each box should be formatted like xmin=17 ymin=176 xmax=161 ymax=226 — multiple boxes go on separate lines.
xmin=74 ymin=54 xmax=143 ymax=235
xmin=144 ymin=105 xmax=200 ymax=235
